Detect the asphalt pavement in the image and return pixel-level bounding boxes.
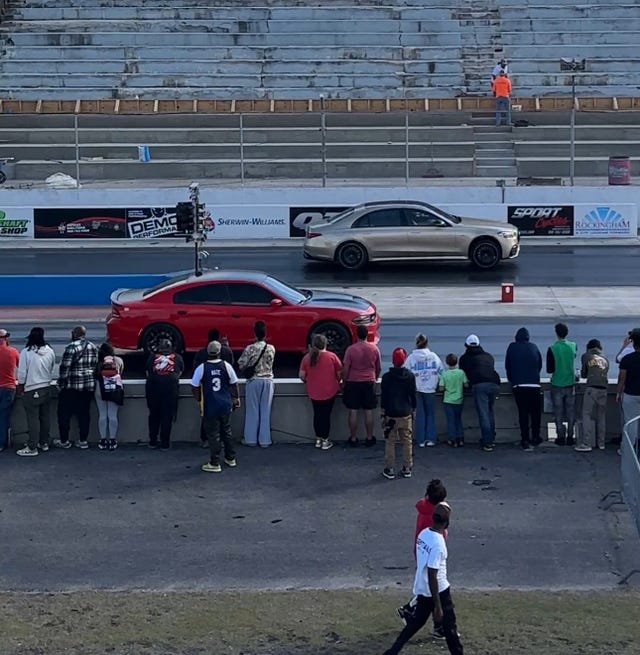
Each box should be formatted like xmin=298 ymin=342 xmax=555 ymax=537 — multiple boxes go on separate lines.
xmin=3 ymin=244 xmax=640 ymax=287
xmin=0 ymin=441 xmax=636 ymax=592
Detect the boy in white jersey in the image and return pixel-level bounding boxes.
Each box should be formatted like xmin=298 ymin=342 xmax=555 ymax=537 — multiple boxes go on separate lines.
xmin=383 ymin=503 xmax=464 ymax=655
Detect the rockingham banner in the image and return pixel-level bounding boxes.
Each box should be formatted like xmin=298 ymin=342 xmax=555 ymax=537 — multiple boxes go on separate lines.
xmin=573 ymin=204 xmax=636 ymax=237
xmin=0 ymin=207 xmax=34 ymax=238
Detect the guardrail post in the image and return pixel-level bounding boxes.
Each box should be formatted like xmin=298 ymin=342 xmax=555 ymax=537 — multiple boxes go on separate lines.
xmin=320 ymin=94 xmax=327 ymax=187
xmin=239 ymin=113 xmax=245 ymax=186
xmin=74 ymin=114 xmax=81 ymax=186
xmin=404 ymin=101 xmax=410 ymax=185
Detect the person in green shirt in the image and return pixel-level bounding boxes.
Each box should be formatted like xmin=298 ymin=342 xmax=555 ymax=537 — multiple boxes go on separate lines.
xmin=546 ymin=323 xmax=578 ymax=445
xmin=438 ymin=354 xmax=468 ymax=447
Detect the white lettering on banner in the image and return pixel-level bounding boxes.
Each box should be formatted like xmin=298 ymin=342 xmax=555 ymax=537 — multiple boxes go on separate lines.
xmin=205 ymin=206 xmax=289 ymax=239
xmin=510 ymin=207 xmax=563 ymax=219
xmin=573 ymin=204 xmax=637 ymax=237
xmin=0 ymin=207 xmax=34 ymax=238
xmin=128 ymin=215 xmax=177 ymax=239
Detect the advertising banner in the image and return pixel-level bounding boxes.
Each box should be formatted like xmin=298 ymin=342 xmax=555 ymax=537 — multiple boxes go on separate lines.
xmin=289 ymin=206 xmax=350 ymax=237
xmin=34 ymin=208 xmax=127 ymax=238
xmin=0 ymin=207 xmax=34 ymax=238
xmin=573 ymin=204 xmax=637 ymax=238
xmin=507 ymin=205 xmax=574 ymax=236
xmin=126 ymin=207 xmax=177 ymax=239
xmin=205 ymin=206 xmax=288 ymax=239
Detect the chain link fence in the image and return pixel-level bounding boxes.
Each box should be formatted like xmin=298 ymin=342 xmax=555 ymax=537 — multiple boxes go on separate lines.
xmin=621 ymin=415 xmax=640 ymax=540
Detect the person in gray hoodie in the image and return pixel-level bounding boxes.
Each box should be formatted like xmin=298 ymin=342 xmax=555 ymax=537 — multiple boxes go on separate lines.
xmin=16 ymin=327 xmax=56 ymax=456
xmin=505 ymin=327 xmax=542 ymax=451
xmin=577 ymin=339 xmax=609 ymax=452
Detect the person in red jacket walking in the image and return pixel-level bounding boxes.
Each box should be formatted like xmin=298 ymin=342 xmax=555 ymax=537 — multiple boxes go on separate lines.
xmin=397 ymin=479 xmax=449 ymax=639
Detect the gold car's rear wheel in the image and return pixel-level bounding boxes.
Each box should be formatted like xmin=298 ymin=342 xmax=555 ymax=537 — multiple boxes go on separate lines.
xmin=336 ymin=241 xmax=368 ymax=271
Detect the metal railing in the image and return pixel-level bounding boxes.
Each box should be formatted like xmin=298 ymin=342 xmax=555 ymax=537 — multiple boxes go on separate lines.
xmin=621 ymin=414 xmax=640 ymax=540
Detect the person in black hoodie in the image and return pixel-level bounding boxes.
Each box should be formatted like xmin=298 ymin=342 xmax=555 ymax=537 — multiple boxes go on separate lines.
xmin=381 ymin=347 xmax=417 ymax=479
xmin=459 ymin=334 xmax=500 ymax=452
xmin=505 ymin=327 xmax=543 ymax=451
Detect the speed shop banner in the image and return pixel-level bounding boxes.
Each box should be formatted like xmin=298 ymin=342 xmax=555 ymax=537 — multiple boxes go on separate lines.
xmin=507 ymin=205 xmax=574 ymax=237
xmin=34 ymin=208 xmax=127 ymax=238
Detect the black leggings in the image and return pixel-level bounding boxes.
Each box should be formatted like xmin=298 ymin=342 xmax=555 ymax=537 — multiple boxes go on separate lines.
xmin=387 ymin=589 xmax=464 ymax=655
xmin=311 ymin=397 xmax=335 ymax=439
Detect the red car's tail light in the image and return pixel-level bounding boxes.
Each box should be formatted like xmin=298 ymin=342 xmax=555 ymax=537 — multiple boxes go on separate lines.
xmin=111 ymin=303 xmax=124 ymax=318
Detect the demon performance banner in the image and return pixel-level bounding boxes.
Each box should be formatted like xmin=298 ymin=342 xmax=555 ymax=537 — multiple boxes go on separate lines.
xmin=0 ymin=207 xmax=34 ymax=238
xmin=34 ymin=208 xmax=127 ymax=238
xmin=125 ymin=207 xmax=178 ymax=239
xmin=507 ymin=205 xmax=574 ymax=237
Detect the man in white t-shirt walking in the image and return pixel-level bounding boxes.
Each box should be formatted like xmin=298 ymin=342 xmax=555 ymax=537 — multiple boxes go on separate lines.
xmin=383 ymin=503 xmax=464 ymax=655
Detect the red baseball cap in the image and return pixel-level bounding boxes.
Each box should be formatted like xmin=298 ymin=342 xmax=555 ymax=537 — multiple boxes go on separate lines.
xmin=392 ymin=347 xmax=407 ymax=367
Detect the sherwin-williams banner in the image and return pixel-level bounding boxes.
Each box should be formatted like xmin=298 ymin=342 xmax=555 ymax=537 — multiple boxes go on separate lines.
xmin=34 ymin=208 xmax=127 ymax=238
xmin=0 ymin=207 xmax=34 ymax=238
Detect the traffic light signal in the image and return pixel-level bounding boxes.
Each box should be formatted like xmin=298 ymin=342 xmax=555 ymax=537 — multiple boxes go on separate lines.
xmin=175 ymin=202 xmax=195 ymax=234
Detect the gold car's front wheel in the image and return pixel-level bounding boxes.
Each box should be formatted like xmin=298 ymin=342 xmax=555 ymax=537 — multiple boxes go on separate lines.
xmin=469 ymin=238 xmax=501 ymax=270
xmin=336 ymin=241 xmax=369 ymax=271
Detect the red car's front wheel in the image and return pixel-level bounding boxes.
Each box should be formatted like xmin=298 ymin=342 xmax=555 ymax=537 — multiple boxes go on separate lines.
xmin=310 ymin=321 xmax=352 ymax=358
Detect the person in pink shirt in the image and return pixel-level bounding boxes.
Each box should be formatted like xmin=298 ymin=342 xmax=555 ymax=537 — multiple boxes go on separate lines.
xmin=300 ymin=334 xmax=342 ymax=450
xmin=342 ymin=325 xmax=382 ymax=447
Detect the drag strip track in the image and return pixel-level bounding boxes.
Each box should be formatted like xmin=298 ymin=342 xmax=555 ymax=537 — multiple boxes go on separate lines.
xmin=5 ymin=244 xmax=640 ymax=287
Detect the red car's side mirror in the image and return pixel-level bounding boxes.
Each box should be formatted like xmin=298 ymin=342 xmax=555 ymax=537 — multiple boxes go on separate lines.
xmin=270 ymin=298 xmax=284 ymax=307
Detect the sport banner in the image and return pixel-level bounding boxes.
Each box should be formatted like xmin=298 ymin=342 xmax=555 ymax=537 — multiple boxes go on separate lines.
xmin=0 ymin=207 xmax=34 ymax=238
xmin=34 ymin=208 xmax=127 ymax=238
xmin=507 ymin=206 xmax=574 ymax=236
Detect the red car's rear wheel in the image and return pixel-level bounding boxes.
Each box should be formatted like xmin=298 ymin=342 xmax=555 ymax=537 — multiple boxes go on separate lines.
xmin=140 ymin=323 xmax=184 ymax=354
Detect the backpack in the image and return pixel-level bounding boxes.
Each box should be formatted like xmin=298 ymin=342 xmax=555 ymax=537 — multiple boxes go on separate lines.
xmin=98 ymin=355 xmax=124 ymax=405
xmin=153 ymin=353 xmax=176 ymax=375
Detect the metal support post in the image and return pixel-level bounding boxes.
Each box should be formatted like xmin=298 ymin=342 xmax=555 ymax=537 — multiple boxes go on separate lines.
xmin=404 ymin=103 xmax=410 ymax=185
xmin=320 ymin=95 xmax=327 ymax=187
xmin=239 ymin=113 xmax=245 ymax=185
xmin=74 ymin=114 xmax=81 ymax=186
xmin=189 ymin=182 xmax=203 ymax=277
xmin=570 ymin=75 xmax=576 ymax=186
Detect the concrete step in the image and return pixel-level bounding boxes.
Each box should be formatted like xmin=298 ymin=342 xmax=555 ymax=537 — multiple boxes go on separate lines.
xmin=475 ymin=165 xmax=518 ymax=177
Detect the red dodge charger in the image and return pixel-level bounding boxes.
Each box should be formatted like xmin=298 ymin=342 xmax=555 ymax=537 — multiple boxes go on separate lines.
xmin=106 ymin=270 xmax=380 ymax=356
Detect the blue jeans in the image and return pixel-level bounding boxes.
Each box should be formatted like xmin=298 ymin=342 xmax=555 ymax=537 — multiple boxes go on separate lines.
xmin=414 ymin=391 xmax=437 ymax=445
xmin=495 ymin=96 xmax=510 ymax=126
xmin=0 ymin=387 xmax=15 ymax=449
xmin=473 ymin=382 xmax=499 ymax=445
xmin=443 ymin=402 xmax=464 ymax=442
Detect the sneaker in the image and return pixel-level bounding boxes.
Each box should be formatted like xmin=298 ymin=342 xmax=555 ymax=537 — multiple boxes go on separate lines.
xmin=482 ymin=444 xmax=495 ymax=452
xmin=566 ymin=437 xmax=575 ymax=446
xmin=202 ymin=462 xmax=222 ymax=473
xmin=396 ymin=605 xmax=413 ymax=625
xmin=364 ymin=436 xmax=377 ymax=447
xmin=574 ymin=445 xmax=592 ymax=452
xmin=315 ymin=438 xmax=323 ymax=449
xmin=75 ymin=440 xmax=89 ymax=450
xmin=159 ymin=445 xmax=170 ymax=451
xmin=200 ymin=440 xmax=209 ymax=449
xmin=17 ymin=447 xmax=38 ymax=457
xmin=52 ymin=439 xmax=71 ymax=449
xmin=98 ymin=439 xmax=108 ymax=451
xmin=321 ymin=439 xmax=334 ymax=451
xmin=224 ymin=457 xmax=237 ymax=467
xmin=382 ymin=468 xmax=395 ymax=480
xmin=148 ymin=442 xmax=159 ymax=449
xmin=433 ymin=626 xmax=446 ymax=640
xmin=521 ymin=444 xmax=534 ymax=452
xmin=401 ymin=467 xmax=412 ymax=478
xmin=346 ymin=438 xmax=359 ymax=447
xmin=598 ymin=445 xmax=605 ymax=450
xmin=418 ymin=442 xmax=426 ymax=448
xmin=108 ymin=439 xmax=118 ymax=451
xmin=38 ymin=443 xmax=49 ymax=452
xmin=426 ymin=441 xmax=436 ymax=447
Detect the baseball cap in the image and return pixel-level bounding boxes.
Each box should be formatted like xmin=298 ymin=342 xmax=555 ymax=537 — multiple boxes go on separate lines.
xmin=0 ymin=329 xmax=10 ymax=338
xmin=207 ymin=340 xmax=222 ymax=356
xmin=465 ymin=334 xmax=480 ymax=347
xmin=392 ymin=347 xmax=408 ymax=367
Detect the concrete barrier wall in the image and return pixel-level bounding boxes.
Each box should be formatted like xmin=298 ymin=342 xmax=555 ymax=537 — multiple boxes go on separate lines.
xmin=8 ymin=380 xmax=626 ymax=447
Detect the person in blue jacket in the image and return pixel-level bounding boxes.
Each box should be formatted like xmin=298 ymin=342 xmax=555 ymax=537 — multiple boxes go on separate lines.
xmin=505 ymin=327 xmax=543 ymax=451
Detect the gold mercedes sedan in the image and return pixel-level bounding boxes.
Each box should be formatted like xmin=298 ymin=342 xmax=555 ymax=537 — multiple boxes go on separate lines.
xmin=303 ymin=200 xmax=520 ymax=271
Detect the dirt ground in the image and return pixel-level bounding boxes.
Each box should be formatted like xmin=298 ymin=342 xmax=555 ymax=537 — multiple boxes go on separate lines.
xmin=1 ymin=588 xmax=639 ymax=655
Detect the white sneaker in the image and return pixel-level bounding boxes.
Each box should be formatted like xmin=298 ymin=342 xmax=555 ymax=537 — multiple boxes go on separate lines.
xmin=321 ymin=439 xmax=334 ymax=451
xmin=315 ymin=439 xmax=322 ymax=448
xmin=52 ymin=439 xmax=71 ymax=449
xmin=17 ymin=447 xmax=39 ymax=457
xmin=75 ymin=441 xmax=89 ymax=450
xmin=574 ymin=445 xmax=592 ymax=452
xmin=38 ymin=443 xmax=50 ymax=452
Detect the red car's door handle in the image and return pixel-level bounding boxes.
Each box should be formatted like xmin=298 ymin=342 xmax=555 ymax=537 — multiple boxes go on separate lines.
xmin=177 ymin=310 xmax=188 ymax=315
xmin=231 ymin=313 xmax=241 ymax=318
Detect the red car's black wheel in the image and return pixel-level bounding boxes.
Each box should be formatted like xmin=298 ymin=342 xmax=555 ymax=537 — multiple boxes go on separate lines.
xmin=140 ymin=323 xmax=184 ymax=354
xmin=311 ymin=321 xmax=352 ymax=358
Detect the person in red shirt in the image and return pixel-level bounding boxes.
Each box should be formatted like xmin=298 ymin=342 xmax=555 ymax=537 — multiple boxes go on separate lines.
xmin=0 ymin=328 xmax=20 ymax=451
xmin=397 ymin=479 xmax=449 ymax=639
xmin=342 ymin=325 xmax=381 ymax=446
xmin=299 ymin=333 xmax=343 ymax=451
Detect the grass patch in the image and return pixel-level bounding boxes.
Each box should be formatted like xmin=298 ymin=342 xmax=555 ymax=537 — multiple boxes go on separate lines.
xmin=0 ymin=589 xmax=639 ymax=655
